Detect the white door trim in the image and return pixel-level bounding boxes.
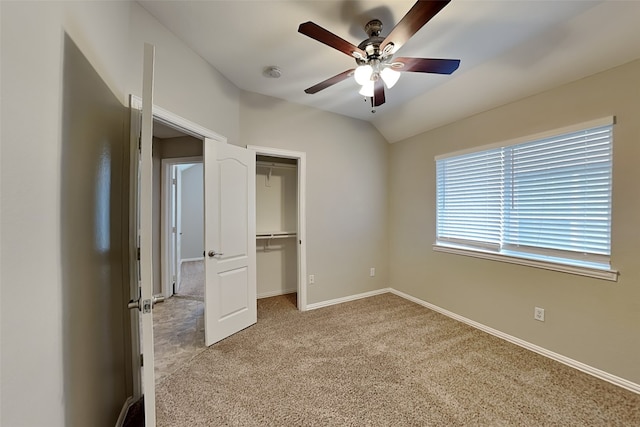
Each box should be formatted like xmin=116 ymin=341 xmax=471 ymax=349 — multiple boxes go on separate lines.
xmin=246 ymin=145 xmax=308 ymax=311
xmin=130 ymin=95 xmax=226 ymax=143
xmin=161 ymin=157 xmax=203 ymax=299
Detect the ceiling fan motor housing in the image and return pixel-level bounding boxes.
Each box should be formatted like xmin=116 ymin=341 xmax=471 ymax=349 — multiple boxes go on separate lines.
xmin=356 ymin=19 xmax=394 ymax=66
xmin=364 ymin=19 xmax=383 ymax=37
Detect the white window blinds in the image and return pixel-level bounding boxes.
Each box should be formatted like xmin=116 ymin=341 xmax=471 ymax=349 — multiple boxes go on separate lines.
xmin=436 ymin=120 xmax=613 ymax=266
xmin=436 ymin=148 xmax=504 ymax=250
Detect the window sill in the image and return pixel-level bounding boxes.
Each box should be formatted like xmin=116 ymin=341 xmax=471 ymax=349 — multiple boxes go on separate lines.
xmin=433 ymin=243 xmax=619 ymax=282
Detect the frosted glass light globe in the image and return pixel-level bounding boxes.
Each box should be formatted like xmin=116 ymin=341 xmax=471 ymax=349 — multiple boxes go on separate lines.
xmin=380 ymin=67 xmax=401 ymax=89
xmin=359 ymin=80 xmax=375 ymax=97
xmin=354 ymin=65 xmax=373 ymax=86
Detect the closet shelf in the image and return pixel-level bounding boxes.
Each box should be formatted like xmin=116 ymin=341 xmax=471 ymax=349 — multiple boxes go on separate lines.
xmin=256 ymin=161 xmax=297 ymax=170
xmin=256 ymin=232 xmax=297 ymax=240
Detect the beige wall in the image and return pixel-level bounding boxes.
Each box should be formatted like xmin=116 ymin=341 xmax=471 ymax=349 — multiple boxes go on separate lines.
xmin=389 ymin=59 xmax=640 ymax=384
xmin=180 ymin=163 xmax=204 ymax=261
xmin=1 ymin=2 xmax=132 ymax=426
xmin=1 ymin=1 xmax=240 ymax=425
xmin=240 ymin=92 xmax=390 ymax=304
xmin=127 ymin=2 xmax=240 ymax=145
xmin=152 ymin=138 xmax=163 ymax=296
xmin=59 ymin=34 xmax=131 ymax=426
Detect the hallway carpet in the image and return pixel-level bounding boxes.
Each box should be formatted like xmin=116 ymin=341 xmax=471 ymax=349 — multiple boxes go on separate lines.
xmin=155 ymin=293 xmax=640 ymax=426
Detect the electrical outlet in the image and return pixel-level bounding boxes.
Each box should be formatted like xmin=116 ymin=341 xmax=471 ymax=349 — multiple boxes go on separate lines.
xmin=370 ymin=267 xmax=375 ymax=277
xmin=309 ymin=274 xmax=315 ymax=284
xmin=534 ymin=307 xmax=545 ymax=322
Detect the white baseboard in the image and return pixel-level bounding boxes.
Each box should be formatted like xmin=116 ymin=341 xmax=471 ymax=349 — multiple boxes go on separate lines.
xmin=305 ymin=288 xmax=391 ymax=311
xmin=181 ymin=257 xmax=204 ymax=264
xmin=388 ymin=288 xmax=640 ymax=395
xmin=258 ymin=289 xmax=297 ymax=299
xmin=115 ymin=396 xmax=135 ymax=427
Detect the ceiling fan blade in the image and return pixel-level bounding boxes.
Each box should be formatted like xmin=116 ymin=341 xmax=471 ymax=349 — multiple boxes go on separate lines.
xmin=381 ymin=0 xmax=451 ymax=54
xmin=394 ymin=57 xmax=460 ymax=74
xmin=372 ymin=79 xmax=386 ymax=107
xmin=304 ymin=69 xmax=355 ymax=94
xmin=298 ymin=22 xmax=365 ymax=58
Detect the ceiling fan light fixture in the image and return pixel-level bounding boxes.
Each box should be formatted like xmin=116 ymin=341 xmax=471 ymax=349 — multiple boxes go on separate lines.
xmin=359 ymin=80 xmax=375 ymax=97
xmin=354 ymin=64 xmax=373 ymax=86
xmin=380 ymin=67 xmax=401 ymax=89
xmin=298 ymin=0 xmax=460 ymax=110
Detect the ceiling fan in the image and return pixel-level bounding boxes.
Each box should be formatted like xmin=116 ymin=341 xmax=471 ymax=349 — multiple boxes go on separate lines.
xmin=298 ymin=0 xmax=460 ymax=111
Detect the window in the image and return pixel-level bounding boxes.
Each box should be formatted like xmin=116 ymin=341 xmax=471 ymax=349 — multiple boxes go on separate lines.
xmin=435 ymin=117 xmax=617 ymax=280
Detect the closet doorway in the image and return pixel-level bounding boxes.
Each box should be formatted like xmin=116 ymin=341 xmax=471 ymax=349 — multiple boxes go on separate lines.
xmin=249 ymin=146 xmax=307 ymax=311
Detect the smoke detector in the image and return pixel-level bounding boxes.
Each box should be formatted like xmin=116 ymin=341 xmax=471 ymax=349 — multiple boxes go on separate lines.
xmin=263 ymin=66 xmax=282 ymax=78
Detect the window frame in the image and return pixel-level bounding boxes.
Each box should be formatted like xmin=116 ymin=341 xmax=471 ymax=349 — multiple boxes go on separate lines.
xmin=433 ymin=117 xmax=618 ymax=282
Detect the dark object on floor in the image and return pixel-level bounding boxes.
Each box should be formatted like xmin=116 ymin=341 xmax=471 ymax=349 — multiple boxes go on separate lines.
xmin=123 ymin=396 xmax=144 ymax=427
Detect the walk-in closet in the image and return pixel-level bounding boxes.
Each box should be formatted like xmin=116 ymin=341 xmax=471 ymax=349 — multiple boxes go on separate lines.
xmin=256 ymin=155 xmax=298 ymax=302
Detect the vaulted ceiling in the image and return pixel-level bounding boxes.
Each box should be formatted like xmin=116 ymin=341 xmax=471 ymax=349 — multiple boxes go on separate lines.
xmin=138 ymin=0 xmax=640 ymax=143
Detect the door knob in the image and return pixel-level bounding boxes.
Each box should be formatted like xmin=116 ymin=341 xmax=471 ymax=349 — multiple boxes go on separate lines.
xmin=128 ymin=296 xmax=164 ymax=312
xmin=208 ymin=250 xmax=223 ymax=258
xmin=128 ymin=298 xmax=152 ymax=313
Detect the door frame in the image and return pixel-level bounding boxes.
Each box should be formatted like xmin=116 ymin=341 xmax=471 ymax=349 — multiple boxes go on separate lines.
xmin=247 ymin=145 xmax=308 ymax=311
xmin=161 ymin=157 xmax=203 ymax=299
xmin=128 ymin=94 xmax=226 ymax=400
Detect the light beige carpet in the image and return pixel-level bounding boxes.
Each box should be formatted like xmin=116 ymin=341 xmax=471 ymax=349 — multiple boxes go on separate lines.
xmin=156 ymin=293 xmax=640 ymax=426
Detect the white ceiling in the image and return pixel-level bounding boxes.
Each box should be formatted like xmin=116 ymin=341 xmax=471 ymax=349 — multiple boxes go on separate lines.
xmin=138 ymin=0 xmax=640 ymax=143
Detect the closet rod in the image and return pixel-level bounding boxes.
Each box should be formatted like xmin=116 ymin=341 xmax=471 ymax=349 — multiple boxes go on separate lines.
xmin=256 ymin=161 xmax=297 ymax=170
xmin=256 ymin=232 xmax=296 ymax=239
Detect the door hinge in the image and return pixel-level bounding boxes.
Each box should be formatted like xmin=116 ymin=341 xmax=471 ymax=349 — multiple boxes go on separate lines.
xmin=138 ymin=135 xmax=142 ymax=152
xmin=140 ymin=354 xmax=144 ymax=367
xmin=172 ymin=178 xmax=177 ymax=185
xmin=136 ymin=247 xmax=141 ymax=261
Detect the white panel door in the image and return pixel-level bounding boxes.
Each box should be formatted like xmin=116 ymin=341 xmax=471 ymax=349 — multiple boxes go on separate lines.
xmin=204 ymin=138 xmax=257 ymax=346
xmin=139 ymin=43 xmax=157 ymax=426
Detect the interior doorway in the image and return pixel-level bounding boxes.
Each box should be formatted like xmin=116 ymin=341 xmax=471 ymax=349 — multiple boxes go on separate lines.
xmin=129 ymin=90 xmax=254 ymax=421
xmin=161 ymin=157 xmax=204 ymax=299
xmin=152 ymin=122 xmax=207 ymax=383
